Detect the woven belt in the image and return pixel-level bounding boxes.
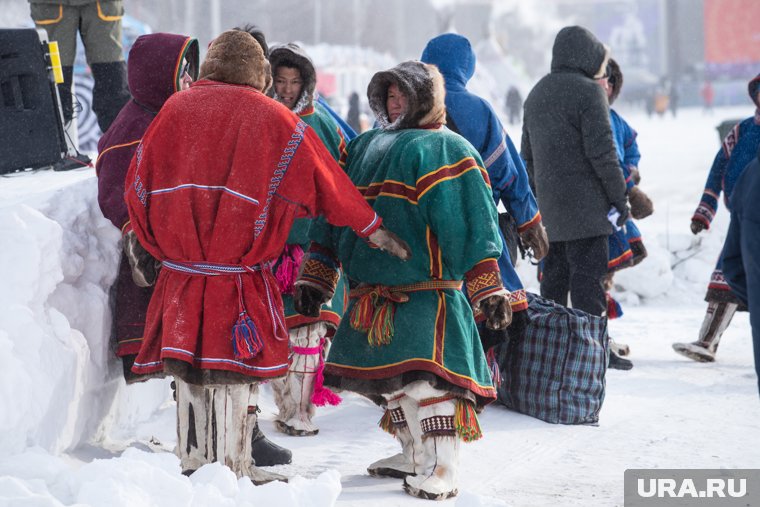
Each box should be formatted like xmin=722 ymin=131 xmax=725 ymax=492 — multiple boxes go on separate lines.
xmin=162 ymin=259 xmax=286 ymax=360
xmin=348 ymin=280 xmax=462 ymax=347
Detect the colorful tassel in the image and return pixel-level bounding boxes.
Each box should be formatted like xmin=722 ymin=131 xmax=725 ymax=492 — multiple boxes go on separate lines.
xmin=378 ymin=409 xmax=395 ymax=435
xmin=454 ymin=399 xmax=483 ymax=442
xmin=311 ymin=338 xmax=341 ymax=407
xmin=486 ymin=348 xmax=501 ymax=387
xmin=368 ymin=300 xmax=395 ymax=347
xmin=349 ymin=291 xmax=377 ymax=333
xmin=275 ymin=244 xmax=304 ymax=295
xmin=606 ymin=292 xmax=624 ymax=320
xmin=232 ymin=311 xmax=264 ymax=360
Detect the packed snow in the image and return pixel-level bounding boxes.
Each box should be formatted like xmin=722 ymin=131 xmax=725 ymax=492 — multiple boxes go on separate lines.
xmin=1 ymin=105 xmax=759 ymax=507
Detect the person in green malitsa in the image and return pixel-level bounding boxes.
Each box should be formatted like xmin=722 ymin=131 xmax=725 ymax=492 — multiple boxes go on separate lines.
xmin=267 ymin=42 xmax=350 ymax=437
xmin=293 ymin=60 xmax=512 ymax=501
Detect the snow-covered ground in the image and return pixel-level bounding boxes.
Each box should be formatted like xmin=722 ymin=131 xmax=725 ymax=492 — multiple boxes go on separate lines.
xmin=1 ymin=105 xmax=759 ymax=507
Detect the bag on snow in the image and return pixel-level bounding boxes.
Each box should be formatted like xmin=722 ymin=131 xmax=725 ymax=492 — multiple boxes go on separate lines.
xmin=494 ymin=292 xmax=609 ymax=425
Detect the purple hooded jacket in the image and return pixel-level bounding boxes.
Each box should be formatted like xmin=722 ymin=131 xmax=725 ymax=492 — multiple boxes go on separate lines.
xmin=96 ymin=33 xmax=198 ymax=380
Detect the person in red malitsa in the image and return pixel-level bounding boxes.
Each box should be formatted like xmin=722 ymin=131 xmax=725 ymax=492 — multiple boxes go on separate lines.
xmin=293 ymin=61 xmax=511 ymax=500
xmin=123 ymin=30 xmax=411 ymax=483
xmin=267 ymin=42 xmax=349 ymax=437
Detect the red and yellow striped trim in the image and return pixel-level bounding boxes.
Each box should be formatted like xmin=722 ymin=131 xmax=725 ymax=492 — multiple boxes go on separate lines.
xmin=517 ymin=212 xmax=542 ymax=234
xmin=426 ymin=227 xmax=442 ymax=279
xmin=416 ymin=157 xmax=489 ymax=200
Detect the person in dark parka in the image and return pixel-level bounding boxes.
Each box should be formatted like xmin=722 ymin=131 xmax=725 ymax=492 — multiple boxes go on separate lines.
xmin=522 ymin=25 xmax=628 ymax=319
xmin=722 ymin=148 xmax=760 ymax=396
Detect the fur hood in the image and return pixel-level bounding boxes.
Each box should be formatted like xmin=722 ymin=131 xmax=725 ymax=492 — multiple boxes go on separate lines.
xmin=367 ymin=60 xmax=446 ymax=130
xmin=551 ymin=26 xmax=610 ymax=80
xmin=199 ymin=30 xmax=271 ymax=92
xmin=269 ymin=43 xmax=316 ymax=114
xmin=607 ymin=58 xmax=623 ymax=105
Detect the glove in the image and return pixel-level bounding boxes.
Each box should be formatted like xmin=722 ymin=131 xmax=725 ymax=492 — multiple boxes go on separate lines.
xmin=123 ymin=230 xmax=160 ymax=287
xmin=628 ymin=186 xmax=654 ymax=220
xmin=367 ymin=226 xmax=412 ymax=261
xmin=294 ymin=284 xmax=329 ymax=317
xmin=690 ymin=218 xmax=707 ymax=235
xmin=479 ymin=293 xmax=512 ymax=330
xmin=611 ymin=201 xmax=631 ymax=227
xmin=519 ymin=223 xmax=549 ymax=261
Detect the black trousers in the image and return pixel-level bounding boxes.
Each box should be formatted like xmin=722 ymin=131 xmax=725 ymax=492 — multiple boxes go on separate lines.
xmin=541 ymin=235 xmax=609 ymax=317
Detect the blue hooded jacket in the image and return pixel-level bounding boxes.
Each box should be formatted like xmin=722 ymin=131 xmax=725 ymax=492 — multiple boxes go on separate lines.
xmin=422 ymin=33 xmax=540 ymax=308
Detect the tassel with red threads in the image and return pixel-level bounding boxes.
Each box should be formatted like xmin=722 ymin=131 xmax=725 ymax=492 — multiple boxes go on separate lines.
xmin=454 ymin=399 xmax=483 ymax=442
xmin=231 ymin=274 xmax=264 ymax=360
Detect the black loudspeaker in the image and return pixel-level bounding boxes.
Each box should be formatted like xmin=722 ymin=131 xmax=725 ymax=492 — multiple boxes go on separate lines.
xmin=0 ymin=29 xmax=66 ymax=174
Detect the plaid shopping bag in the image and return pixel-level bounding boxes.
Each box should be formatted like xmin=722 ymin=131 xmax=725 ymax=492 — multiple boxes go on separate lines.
xmin=495 ymin=292 xmax=609 ymax=425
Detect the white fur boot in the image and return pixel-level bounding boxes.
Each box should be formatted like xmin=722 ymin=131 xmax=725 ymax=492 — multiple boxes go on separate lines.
xmin=272 ymin=322 xmax=327 ymax=436
xmin=367 ymin=393 xmax=423 ymax=478
xmin=401 ymin=381 xmax=460 ymax=500
xmin=673 ymin=301 xmax=738 ymax=362
xmin=175 ymin=379 xmax=209 ymax=474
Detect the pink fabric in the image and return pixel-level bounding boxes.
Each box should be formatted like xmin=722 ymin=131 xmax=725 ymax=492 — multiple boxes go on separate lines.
xmin=292 ymin=337 xmax=341 ymax=407
xmin=275 ymin=244 xmax=305 ymax=295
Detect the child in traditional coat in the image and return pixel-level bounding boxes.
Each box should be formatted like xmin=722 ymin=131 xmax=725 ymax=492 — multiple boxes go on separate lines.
xmin=268 ymin=43 xmax=348 ymax=436
xmin=123 ymin=30 xmax=410 ymax=482
xmin=294 ymin=61 xmax=511 ymax=500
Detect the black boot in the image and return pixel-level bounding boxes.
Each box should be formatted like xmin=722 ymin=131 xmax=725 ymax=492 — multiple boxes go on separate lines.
xmin=90 ymin=61 xmax=131 ymax=133
xmin=251 ymin=421 xmax=292 ymax=467
xmin=608 ymin=349 xmax=633 ymax=371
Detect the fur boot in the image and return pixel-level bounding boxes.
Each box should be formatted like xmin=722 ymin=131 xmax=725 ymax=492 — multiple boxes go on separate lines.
xmin=272 ymin=322 xmax=327 ymax=436
xmin=175 ymin=379 xmax=208 ymax=474
xmin=673 ymin=301 xmax=738 ymax=362
xmin=367 ymin=393 xmax=423 ymax=478
xmin=401 ymin=381 xmax=460 ymax=500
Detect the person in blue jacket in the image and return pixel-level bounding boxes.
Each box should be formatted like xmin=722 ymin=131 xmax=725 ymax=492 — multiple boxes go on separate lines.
xmin=673 ymin=74 xmax=760 ymax=362
xmin=598 ymin=59 xmax=654 ymax=370
xmin=421 ymin=33 xmax=549 ymax=341
xmin=722 ymin=148 xmax=760 ymax=395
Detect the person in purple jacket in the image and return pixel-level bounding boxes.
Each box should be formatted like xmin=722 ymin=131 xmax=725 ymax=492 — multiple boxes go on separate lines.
xmin=96 ymin=31 xmax=291 ymax=470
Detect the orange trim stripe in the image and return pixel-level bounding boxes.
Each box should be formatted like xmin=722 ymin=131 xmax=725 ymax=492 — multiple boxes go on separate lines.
xmin=426 ymin=227 xmax=442 ymax=279
xmin=96 ymin=139 xmax=141 ymax=166
xmin=417 ymin=158 xmax=486 ymax=200
xmin=35 ymin=4 xmax=63 ymax=25
xmin=517 ymin=212 xmax=542 ymax=234
xmin=433 ymin=292 xmax=446 ymax=364
xmin=97 ymin=0 xmax=123 ymax=21
xmin=173 ymin=38 xmax=193 ymax=92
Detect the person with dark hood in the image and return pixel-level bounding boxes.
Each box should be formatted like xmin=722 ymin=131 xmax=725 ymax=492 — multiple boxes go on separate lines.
xmin=267 ymin=42 xmax=348 ymax=437
xmin=673 ymin=74 xmax=760 ymax=363
xmin=28 ymin=0 xmax=131 ymax=132
xmin=421 ymin=33 xmax=548 ymax=341
xmin=295 ymin=61 xmax=511 ymax=500
xmin=522 ymin=26 xmax=629 ymax=328
xmin=123 ymin=29 xmax=410 ymax=482
xmin=722 ymin=148 xmax=760 ymax=396
xmin=596 ymin=58 xmax=655 ymax=370
xmin=97 ymin=32 xmax=198 ymax=383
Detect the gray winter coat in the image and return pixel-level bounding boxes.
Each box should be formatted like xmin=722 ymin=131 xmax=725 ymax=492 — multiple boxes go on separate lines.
xmin=521 ymin=26 xmax=627 ymax=242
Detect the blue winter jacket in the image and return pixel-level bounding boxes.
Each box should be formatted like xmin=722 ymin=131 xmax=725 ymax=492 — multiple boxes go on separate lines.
xmin=722 ymin=149 xmax=760 ymax=394
xmin=693 ymin=74 xmax=760 ymax=229
xmin=421 ymin=33 xmax=540 ymax=307
xmin=609 ymin=109 xmax=641 ymax=191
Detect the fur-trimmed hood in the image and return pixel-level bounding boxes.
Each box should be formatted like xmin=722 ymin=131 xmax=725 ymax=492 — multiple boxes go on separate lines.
xmin=551 ymin=26 xmax=609 ymax=80
xmin=607 ymin=58 xmax=623 ymax=105
xmin=367 ymin=60 xmax=446 ymax=130
xmin=199 ymin=30 xmax=271 ymax=92
xmin=269 ymin=43 xmax=316 ymax=114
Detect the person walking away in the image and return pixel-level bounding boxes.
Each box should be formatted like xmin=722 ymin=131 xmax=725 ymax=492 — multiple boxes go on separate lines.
xmin=123 ymin=30 xmax=410 ymax=482
xmin=673 ymin=74 xmax=760 ymax=362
